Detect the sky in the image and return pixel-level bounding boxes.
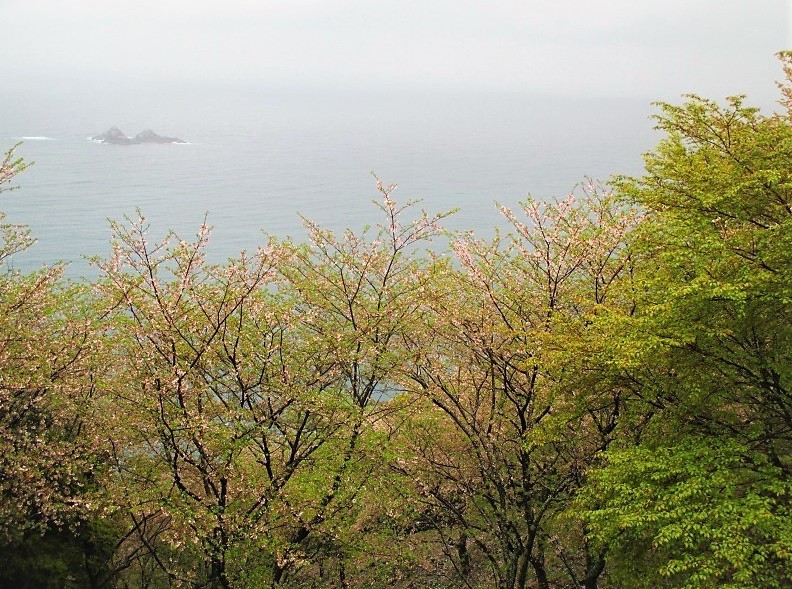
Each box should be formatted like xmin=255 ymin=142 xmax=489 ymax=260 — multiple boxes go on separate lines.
xmin=2 ymin=0 xmax=790 ymax=103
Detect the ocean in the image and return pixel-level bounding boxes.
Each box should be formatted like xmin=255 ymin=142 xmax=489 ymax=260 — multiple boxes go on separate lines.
xmin=1 ymin=83 xmax=657 ymax=278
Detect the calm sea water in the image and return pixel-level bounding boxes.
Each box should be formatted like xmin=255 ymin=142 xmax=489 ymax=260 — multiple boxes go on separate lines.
xmin=1 ymin=83 xmax=656 ymax=278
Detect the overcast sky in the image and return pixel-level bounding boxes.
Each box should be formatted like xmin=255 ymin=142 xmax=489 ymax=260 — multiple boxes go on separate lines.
xmin=2 ymin=0 xmax=790 ymax=102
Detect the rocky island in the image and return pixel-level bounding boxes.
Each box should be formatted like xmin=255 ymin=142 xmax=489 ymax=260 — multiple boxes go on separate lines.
xmin=92 ymin=126 xmax=187 ymax=145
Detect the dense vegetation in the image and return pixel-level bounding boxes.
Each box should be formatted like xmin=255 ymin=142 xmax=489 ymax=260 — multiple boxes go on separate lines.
xmin=1 ymin=59 xmax=790 ymax=589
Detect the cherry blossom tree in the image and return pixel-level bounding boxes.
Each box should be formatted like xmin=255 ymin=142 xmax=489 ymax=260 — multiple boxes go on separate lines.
xmin=269 ymin=181 xmax=453 ymax=586
xmin=95 ymin=215 xmax=334 ymax=588
xmin=0 ymin=144 xmax=111 ymax=586
xmin=94 ymin=182 xmax=452 ymax=588
xmin=397 ymin=183 xmax=639 ymax=589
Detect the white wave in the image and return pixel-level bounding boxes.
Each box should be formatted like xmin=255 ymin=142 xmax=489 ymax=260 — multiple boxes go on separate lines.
xmin=18 ymin=136 xmax=56 ymax=141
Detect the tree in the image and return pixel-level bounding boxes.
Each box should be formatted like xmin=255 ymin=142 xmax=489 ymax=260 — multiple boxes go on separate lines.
xmin=94 ymin=183 xmax=451 ymax=588
xmin=0 ymin=144 xmax=113 ymax=587
xmin=95 ymin=216 xmax=336 ymax=588
xmin=398 ymin=184 xmax=639 ymax=589
xmin=0 ymin=143 xmax=34 ymax=262
xmin=270 ymin=180 xmax=453 ymax=587
xmin=580 ymin=57 xmax=792 ymax=588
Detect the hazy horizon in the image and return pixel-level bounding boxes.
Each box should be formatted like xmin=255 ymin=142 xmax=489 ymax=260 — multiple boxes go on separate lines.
xmin=1 ymin=91 xmax=657 ymax=277
xmin=3 ymin=1 xmax=789 ymax=104
xmin=2 ymin=1 xmax=790 ymax=277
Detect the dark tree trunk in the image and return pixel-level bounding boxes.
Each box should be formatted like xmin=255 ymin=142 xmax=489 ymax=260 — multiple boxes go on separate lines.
xmin=456 ymin=531 xmax=471 ymax=577
xmin=531 ymin=557 xmax=550 ymax=589
xmin=582 ymin=549 xmax=606 ymax=589
xmin=515 ymin=550 xmax=531 ymax=589
xmin=209 ymin=554 xmax=230 ymax=589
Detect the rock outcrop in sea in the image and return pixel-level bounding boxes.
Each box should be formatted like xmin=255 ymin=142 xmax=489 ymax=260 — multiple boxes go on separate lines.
xmin=92 ymin=127 xmax=186 ymax=145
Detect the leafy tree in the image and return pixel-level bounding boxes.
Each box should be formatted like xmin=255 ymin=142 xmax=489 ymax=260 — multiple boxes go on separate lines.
xmin=94 ymin=184 xmax=450 ymax=588
xmin=398 ymin=184 xmax=639 ymax=589
xmin=0 ymin=144 xmax=34 ymax=264
xmin=270 ymin=180 xmax=452 ymax=586
xmin=580 ymin=56 xmax=792 ymax=588
xmin=95 ymin=216 xmax=329 ymax=588
xmin=0 ymin=144 xmax=113 ymax=587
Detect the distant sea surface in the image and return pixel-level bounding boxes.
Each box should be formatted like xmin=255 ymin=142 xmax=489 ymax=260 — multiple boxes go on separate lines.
xmin=1 ymin=83 xmax=657 ymax=278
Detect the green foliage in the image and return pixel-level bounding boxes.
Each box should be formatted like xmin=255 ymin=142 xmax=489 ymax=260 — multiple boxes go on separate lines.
xmin=582 ymin=436 xmax=792 ymax=588
xmin=2 ymin=56 xmax=792 ymax=589
xmin=577 ymin=58 xmax=792 ymax=589
xmin=393 ymin=183 xmax=638 ymax=589
xmin=0 ymin=144 xmax=118 ymax=587
xmin=0 ymin=147 xmax=105 ymax=545
xmin=0 ymin=144 xmax=35 ymax=263
xmin=0 ymin=143 xmax=31 ymax=194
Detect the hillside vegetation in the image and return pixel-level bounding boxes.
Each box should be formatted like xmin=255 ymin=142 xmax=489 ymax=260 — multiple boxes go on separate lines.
xmin=0 ymin=58 xmax=790 ymax=589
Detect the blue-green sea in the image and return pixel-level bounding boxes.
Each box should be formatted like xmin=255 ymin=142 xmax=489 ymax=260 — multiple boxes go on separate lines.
xmin=1 ymin=83 xmax=656 ymax=278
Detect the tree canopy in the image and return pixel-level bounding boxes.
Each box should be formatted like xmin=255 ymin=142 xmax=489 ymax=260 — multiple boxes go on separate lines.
xmin=0 ymin=57 xmax=790 ymax=589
